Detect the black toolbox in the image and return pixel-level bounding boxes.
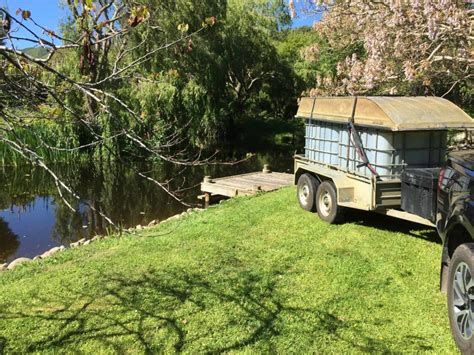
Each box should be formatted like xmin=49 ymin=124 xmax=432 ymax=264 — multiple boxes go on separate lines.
xmin=401 ymin=168 xmax=440 ymax=222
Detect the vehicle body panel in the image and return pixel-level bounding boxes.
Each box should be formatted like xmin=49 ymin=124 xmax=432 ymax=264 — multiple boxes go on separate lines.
xmin=437 ymin=157 xmax=474 ymax=243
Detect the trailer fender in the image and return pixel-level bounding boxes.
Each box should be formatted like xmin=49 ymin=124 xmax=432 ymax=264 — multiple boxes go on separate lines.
xmin=294 ymin=167 xmax=322 ymax=185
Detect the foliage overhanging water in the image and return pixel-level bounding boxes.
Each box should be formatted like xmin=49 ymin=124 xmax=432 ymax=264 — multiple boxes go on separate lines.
xmin=0 ymin=152 xmax=293 ymax=263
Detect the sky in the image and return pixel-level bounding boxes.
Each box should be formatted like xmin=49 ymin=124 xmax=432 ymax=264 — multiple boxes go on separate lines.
xmin=292 ymin=13 xmax=320 ymax=28
xmin=291 ymin=2 xmax=322 ymax=29
xmin=1 ymin=0 xmax=319 ymax=48
xmin=0 ymin=0 xmax=67 ymax=48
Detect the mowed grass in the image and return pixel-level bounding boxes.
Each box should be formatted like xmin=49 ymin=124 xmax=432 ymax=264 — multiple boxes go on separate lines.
xmin=0 ymin=187 xmax=457 ymax=353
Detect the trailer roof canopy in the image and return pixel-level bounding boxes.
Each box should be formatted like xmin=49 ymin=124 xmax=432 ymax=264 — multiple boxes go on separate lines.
xmin=296 ymin=96 xmax=474 ymax=131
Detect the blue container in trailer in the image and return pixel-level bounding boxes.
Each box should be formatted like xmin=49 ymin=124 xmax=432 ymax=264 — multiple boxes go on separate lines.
xmin=304 ymin=120 xmax=447 ymax=179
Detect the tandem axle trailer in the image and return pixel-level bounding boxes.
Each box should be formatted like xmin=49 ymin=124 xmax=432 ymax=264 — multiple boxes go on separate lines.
xmin=294 ymin=96 xmax=474 ymax=226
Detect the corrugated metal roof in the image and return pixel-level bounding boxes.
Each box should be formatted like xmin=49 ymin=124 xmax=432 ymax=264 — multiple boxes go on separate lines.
xmin=296 ymin=96 xmax=474 ymax=131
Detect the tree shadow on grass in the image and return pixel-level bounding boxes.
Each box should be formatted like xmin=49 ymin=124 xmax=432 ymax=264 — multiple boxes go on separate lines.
xmin=0 ymin=267 xmax=434 ymax=353
xmin=344 ymin=208 xmax=441 ymax=245
xmin=0 ymin=336 xmax=6 ymax=354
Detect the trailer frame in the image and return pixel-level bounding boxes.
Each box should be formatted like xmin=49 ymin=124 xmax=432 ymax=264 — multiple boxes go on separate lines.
xmin=294 ymin=154 xmax=435 ymax=227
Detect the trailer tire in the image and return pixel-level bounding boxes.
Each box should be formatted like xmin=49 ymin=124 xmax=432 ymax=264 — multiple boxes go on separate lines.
xmin=447 ymin=243 xmax=474 ymax=354
xmin=297 ymin=174 xmax=319 ymax=212
xmin=316 ymin=181 xmax=344 ymax=224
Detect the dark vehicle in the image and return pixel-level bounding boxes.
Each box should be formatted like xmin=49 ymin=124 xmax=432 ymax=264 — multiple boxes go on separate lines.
xmin=437 ymin=151 xmax=474 ymax=353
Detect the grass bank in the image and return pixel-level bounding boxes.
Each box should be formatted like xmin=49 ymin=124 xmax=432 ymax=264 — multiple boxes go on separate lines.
xmin=0 ymin=188 xmax=456 ymax=353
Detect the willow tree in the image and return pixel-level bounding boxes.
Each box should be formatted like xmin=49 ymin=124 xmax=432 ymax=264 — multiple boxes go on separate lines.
xmin=126 ymin=0 xmax=298 ymax=147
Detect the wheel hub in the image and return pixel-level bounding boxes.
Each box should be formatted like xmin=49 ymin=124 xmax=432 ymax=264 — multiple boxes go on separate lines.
xmin=319 ymin=191 xmax=332 ymax=217
xmin=469 ymin=286 xmax=474 ymax=296
xmin=299 ymin=184 xmax=310 ymax=205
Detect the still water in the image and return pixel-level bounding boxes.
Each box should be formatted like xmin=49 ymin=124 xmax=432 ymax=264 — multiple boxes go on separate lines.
xmin=0 ymin=152 xmax=293 ymax=263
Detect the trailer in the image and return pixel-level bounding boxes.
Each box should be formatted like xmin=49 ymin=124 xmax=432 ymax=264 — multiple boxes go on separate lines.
xmin=294 ymin=96 xmax=474 ymax=225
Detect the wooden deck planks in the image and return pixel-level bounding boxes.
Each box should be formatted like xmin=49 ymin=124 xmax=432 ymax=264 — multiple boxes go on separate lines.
xmin=200 ymin=167 xmax=293 ymax=202
xmin=230 ymin=174 xmax=292 ymax=185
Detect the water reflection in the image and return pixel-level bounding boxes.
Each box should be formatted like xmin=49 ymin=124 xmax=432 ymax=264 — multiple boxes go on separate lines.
xmin=0 ymin=152 xmax=293 ymax=263
xmin=0 ymin=219 xmax=20 ymax=263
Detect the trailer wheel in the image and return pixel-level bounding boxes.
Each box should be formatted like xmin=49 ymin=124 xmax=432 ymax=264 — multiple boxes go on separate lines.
xmin=316 ymin=181 xmax=344 ymax=224
xmin=448 ymin=243 xmax=474 ymax=354
xmin=297 ymin=174 xmax=318 ymax=212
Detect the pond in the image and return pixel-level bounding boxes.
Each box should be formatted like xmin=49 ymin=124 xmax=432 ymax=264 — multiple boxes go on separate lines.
xmin=0 ymin=152 xmax=293 ymax=263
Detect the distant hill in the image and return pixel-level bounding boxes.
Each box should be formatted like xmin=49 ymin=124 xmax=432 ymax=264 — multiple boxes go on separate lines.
xmin=22 ymin=47 xmax=49 ymax=59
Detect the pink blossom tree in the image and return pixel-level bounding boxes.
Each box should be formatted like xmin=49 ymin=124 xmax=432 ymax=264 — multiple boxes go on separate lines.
xmin=291 ymin=0 xmax=473 ymax=108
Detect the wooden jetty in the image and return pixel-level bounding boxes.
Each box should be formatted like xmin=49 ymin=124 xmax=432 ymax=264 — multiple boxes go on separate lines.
xmin=200 ymin=165 xmax=293 ymax=205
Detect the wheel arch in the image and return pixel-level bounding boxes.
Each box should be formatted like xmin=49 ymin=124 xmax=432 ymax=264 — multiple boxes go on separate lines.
xmin=440 ymin=222 xmax=473 ymax=293
xmin=294 ymin=167 xmax=331 ymax=185
xmin=445 ymin=222 xmax=473 ymax=260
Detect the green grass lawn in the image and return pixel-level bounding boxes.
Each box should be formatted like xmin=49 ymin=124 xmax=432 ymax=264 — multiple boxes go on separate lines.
xmin=0 ymin=187 xmax=457 ymax=353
